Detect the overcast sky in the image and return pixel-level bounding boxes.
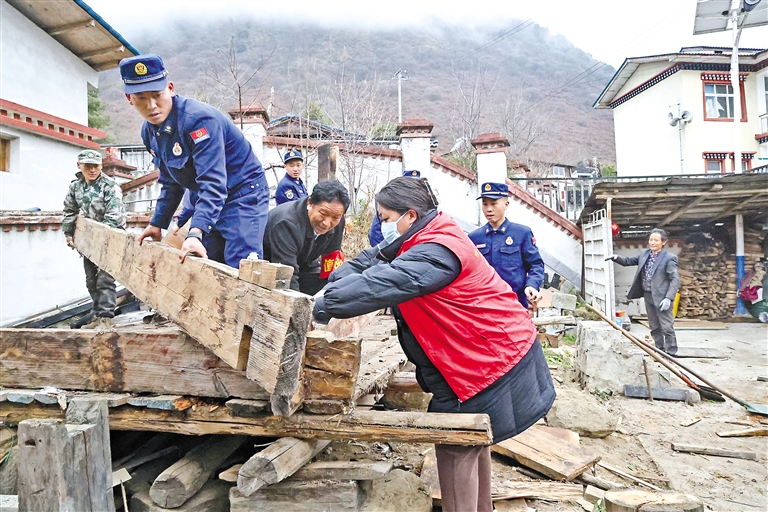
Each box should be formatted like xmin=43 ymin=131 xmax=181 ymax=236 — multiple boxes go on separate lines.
xmin=88 ymin=0 xmax=768 ymax=68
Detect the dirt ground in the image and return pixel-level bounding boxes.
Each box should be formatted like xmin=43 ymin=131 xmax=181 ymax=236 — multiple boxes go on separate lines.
xmin=320 ymin=320 xmax=767 ymax=512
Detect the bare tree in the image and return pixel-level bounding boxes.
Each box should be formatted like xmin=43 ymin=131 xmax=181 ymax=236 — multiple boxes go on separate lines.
xmin=496 ymin=86 xmax=553 ymax=161
xmin=322 ymin=67 xmax=391 ymax=215
xmin=204 ymin=37 xmax=274 ymax=128
xmin=447 ymin=62 xmax=499 ymax=169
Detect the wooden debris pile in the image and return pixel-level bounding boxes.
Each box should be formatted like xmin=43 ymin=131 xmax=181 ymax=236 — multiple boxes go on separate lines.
xmin=677 ymin=233 xmax=732 ymax=319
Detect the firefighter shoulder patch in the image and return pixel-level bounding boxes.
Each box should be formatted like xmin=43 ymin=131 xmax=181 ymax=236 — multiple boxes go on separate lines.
xmin=190 ymin=127 xmax=210 ymax=144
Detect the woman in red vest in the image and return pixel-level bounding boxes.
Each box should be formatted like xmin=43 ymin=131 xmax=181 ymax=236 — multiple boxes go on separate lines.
xmin=313 ymin=177 xmax=555 ymax=512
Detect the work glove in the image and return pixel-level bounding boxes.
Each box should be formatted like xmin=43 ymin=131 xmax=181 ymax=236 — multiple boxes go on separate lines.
xmin=604 ymin=255 xmax=617 ymax=261
xmin=66 ymin=236 xmax=76 ymax=249
xmin=659 ymin=298 xmax=672 ymax=312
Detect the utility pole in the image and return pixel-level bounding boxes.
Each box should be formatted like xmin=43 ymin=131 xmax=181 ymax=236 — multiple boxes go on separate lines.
xmin=392 ymin=69 xmax=408 ymax=123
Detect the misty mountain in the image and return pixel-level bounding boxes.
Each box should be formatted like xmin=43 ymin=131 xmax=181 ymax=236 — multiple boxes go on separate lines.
xmin=98 ymin=18 xmax=616 ymax=164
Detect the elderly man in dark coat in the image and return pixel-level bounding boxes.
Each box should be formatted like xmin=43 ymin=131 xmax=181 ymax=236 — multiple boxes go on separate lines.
xmin=263 ymin=180 xmax=349 ymax=295
xmin=608 ymin=228 xmax=681 ymax=355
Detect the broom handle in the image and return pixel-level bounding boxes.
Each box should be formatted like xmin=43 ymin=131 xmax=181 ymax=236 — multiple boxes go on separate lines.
xmin=582 ymin=302 xmax=743 ymax=405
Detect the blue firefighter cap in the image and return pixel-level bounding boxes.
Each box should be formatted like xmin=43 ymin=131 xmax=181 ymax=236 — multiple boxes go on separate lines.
xmin=119 ymin=54 xmax=169 ymax=94
xmin=477 ymin=182 xmax=509 ymax=200
xmin=402 ymin=170 xmax=421 ymax=178
xmin=284 ymin=149 xmax=303 ymax=163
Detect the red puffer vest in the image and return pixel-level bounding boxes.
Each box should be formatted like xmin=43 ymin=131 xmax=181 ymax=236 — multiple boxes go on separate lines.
xmin=397 ymin=212 xmax=537 ymax=401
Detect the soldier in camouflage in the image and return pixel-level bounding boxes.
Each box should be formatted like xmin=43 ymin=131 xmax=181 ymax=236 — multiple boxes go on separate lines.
xmin=62 ymin=149 xmax=126 ymax=329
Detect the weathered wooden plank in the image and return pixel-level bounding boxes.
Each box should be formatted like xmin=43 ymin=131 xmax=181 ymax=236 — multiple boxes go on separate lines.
xmin=0 ymin=328 xmax=269 ymax=400
xmin=230 ymin=480 xmax=365 ymax=512
xmin=354 ymin=337 xmax=408 ymax=400
xmin=18 ymin=419 xmax=113 ymax=511
xmin=290 ymin=460 xmax=392 ymax=482
xmin=238 ymin=437 xmax=330 ymax=496
xmin=491 ymin=481 xmax=584 ymax=502
xmin=73 ymin=217 xmax=313 ymax=416
xmin=604 ymin=489 xmax=703 ymax=512
xmin=304 ymin=331 xmax=362 ymax=376
xmin=716 ymin=427 xmax=768 ymax=437
xmin=670 ymin=443 xmax=757 ymax=460
xmin=150 ymin=435 xmax=248 ymax=508
xmin=491 ymin=425 xmax=600 ymax=481
xmin=225 ymin=399 xmax=269 ymax=417
xmin=1 ymin=401 xmax=493 ymax=445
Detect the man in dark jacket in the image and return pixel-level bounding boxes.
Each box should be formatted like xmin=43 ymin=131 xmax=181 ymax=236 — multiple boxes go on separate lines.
xmin=608 ymin=228 xmax=680 ymax=355
xmin=263 ymin=180 xmax=349 ymax=295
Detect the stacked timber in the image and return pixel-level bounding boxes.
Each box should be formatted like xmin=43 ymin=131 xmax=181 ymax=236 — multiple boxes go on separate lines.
xmin=677 ymin=234 xmax=731 ymax=319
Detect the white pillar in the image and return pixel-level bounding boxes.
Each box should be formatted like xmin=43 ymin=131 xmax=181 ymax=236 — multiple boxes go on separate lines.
xmin=228 ymin=106 xmax=269 ymax=162
xmin=397 ymin=119 xmax=434 ymax=180
xmin=471 ymin=132 xmax=510 ymax=223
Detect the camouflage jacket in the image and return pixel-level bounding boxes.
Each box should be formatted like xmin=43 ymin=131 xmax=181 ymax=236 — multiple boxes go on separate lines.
xmin=62 ymin=172 xmax=126 ymax=236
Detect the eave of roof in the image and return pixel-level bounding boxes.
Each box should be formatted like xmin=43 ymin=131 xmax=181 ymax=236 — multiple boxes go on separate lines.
xmin=579 ymin=174 xmax=768 ymax=235
xmin=593 ymin=47 xmax=768 ymax=108
xmin=6 ymin=0 xmax=139 ymax=71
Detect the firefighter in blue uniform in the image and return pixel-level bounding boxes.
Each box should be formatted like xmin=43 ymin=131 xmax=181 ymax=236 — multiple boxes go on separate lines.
xmin=468 ymin=182 xmax=545 ymax=309
xmin=121 ymin=53 xmax=269 ymax=268
xmin=368 ymin=169 xmax=422 ymax=247
xmin=275 ymin=149 xmax=308 ymax=205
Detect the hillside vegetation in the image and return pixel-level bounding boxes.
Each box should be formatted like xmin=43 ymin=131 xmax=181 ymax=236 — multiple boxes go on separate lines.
xmin=98 ymin=18 xmax=616 ymax=165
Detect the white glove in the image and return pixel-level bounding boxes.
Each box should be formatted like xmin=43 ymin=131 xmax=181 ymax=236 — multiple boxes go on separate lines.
xmin=659 ymin=298 xmax=672 ymax=312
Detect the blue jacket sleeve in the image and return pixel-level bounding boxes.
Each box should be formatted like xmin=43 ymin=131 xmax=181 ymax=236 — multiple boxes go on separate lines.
xmin=314 ymin=243 xmax=460 ymax=321
xmin=368 ymin=214 xmax=383 ymax=247
xmin=521 ymin=230 xmax=545 ymax=291
xmin=176 ymin=190 xmax=197 ymax=227
xmin=185 ymin=117 xmax=229 ymax=233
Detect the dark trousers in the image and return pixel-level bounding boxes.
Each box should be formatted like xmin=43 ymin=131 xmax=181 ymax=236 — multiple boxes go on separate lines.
xmin=83 ymin=257 xmax=116 ymax=318
xmin=644 ymin=292 xmax=677 ymax=354
xmin=202 ymin=179 xmax=269 ymax=268
xmin=435 ymin=444 xmax=493 ymax=512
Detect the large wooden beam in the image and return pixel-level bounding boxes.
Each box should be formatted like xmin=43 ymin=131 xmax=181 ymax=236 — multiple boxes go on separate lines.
xmin=73 ymin=217 xmax=312 ymax=416
xmin=1 ymin=401 xmax=493 ymax=445
xmin=0 ymin=328 xmax=268 ymax=399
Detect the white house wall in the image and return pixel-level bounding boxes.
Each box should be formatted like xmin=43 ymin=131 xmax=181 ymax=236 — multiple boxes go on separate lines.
xmin=0 ymin=0 xmax=98 ymax=124
xmin=0 ymin=227 xmax=86 ymax=324
xmin=505 ymin=201 xmax=582 ymax=285
xmin=0 ymin=126 xmax=87 ymax=210
xmin=614 ymin=73 xmax=684 ymax=176
xmin=614 ymin=70 xmax=762 ymax=176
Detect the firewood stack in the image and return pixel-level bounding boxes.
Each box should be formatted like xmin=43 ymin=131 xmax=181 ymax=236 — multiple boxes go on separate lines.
xmin=677 ymin=234 xmax=731 ymax=319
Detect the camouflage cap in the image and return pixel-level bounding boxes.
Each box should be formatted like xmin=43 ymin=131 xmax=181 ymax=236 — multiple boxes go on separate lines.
xmin=77 ymin=150 xmax=102 ymax=165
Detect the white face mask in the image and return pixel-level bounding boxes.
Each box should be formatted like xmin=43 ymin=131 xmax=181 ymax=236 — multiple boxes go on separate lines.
xmin=380 ymin=212 xmax=406 ymax=246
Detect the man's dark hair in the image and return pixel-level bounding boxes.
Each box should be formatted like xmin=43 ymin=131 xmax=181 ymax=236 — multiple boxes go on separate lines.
xmin=376 ymin=177 xmax=439 ymax=219
xmin=650 ymin=228 xmax=668 ymax=242
xmin=310 ymin=180 xmax=350 ymax=211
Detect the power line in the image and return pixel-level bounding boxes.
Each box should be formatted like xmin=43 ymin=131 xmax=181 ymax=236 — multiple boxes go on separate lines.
xmin=454 ymin=18 xmax=535 ymax=61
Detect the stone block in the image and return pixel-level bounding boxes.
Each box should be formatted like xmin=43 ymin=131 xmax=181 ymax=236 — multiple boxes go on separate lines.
xmin=551 ymin=292 xmax=577 ymax=311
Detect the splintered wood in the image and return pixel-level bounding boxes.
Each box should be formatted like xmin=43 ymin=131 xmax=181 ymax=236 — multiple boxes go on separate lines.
xmin=491 ymin=425 xmax=599 ymax=481
xmin=73 ymin=217 xmax=311 ymax=416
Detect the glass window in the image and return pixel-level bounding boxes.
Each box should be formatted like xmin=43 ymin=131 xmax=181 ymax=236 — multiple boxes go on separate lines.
xmin=0 ymin=138 xmax=9 ymax=173
xmin=552 ymin=166 xmax=566 ymax=177
xmin=706 ymin=160 xmax=722 ymax=173
xmin=705 ymin=83 xmax=735 ymax=119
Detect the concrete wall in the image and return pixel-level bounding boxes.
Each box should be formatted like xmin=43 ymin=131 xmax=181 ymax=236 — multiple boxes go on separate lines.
xmin=0 ymin=0 xmax=98 ymax=124
xmin=0 ymin=126 xmax=85 ymax=210
xmin=0 ymin=225 xmax=86 ymax=324
xmin=613 ymin=69 xmax=763 ymax=176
